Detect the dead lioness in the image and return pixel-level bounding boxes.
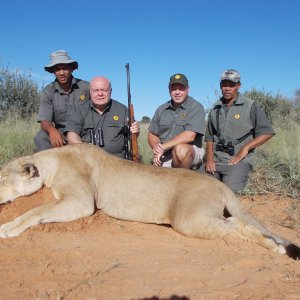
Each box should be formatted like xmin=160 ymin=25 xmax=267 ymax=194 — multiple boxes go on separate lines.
xmin=0 ymin=144 xmax=299 ymax=260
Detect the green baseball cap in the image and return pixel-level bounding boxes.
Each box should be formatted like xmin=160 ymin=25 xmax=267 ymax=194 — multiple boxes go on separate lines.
xmin=169 ymin=73 xmax=189 ymax=87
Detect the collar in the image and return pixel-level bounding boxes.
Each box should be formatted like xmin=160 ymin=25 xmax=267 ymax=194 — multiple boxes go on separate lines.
xmin=166 ymin=95 xmax=190 ymax=110
xmin=214 ymin=93 xmax=246 ymax=109
xmin=54 ymin=76 xmax=77 ymax=93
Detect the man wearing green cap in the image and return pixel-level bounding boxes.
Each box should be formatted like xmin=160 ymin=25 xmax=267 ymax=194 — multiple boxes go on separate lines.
xmin=148 ymin=73 xmax=206 ymax=169
xmin=201 ymin=69 xmax=274 ymax=193
xmin=34 ymin=50 xmax=90 ymax=151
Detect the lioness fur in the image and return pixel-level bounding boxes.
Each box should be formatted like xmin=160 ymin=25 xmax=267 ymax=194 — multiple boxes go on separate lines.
xmin=0 ymin=144 xmax=299 ymax=260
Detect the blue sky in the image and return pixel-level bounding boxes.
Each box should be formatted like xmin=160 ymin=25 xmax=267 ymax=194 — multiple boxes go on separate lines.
xmin=1 ymin=0 xmax=299 ymax=120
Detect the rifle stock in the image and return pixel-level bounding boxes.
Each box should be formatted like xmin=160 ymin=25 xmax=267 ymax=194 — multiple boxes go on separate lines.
xmin=129 ymin=103 xmax=139 ymax=162
xmin=125 ymin=63 xmax=139 ymax=162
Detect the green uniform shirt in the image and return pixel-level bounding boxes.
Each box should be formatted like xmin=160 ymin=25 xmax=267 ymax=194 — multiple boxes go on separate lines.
xmin=205 ymin=93 xmax=275 ymax=163
xmin=37 ymin=77 xmax=90 ymax=128
xmin=65 ymin=99 xmax=128 ymax=157
xmin=149 ymin=96 xmax=206 ymax=148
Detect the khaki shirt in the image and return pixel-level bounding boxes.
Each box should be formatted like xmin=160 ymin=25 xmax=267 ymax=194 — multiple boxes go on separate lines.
xmin=205 ymin=94 xmax=275 ymax=163
xmin=149 ymin=96 xmax=206 ymax=148
xmin=37 ymin=77 xmax=90 ymax=128
xmin=65 ymin=99 xmax=128 ymax=157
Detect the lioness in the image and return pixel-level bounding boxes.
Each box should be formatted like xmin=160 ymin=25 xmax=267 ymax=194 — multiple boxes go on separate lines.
xmin=0 ymin=144 xmax=299 ymax=260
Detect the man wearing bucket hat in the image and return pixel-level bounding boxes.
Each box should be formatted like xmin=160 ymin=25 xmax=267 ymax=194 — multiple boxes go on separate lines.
xmin=201 ymin=69 xmax=274 ymax=193
xmin=148 ymin=73 xmax=206 ymax=169
xmin=34 ymin=50 xmax=90 ymax=151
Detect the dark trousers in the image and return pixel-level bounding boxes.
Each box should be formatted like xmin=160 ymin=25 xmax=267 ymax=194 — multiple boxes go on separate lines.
xmin=199 ymin=161 xmax=251 ymax=193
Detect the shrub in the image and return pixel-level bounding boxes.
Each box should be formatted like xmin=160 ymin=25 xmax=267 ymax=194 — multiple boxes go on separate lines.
xmin=0 ymin=67 xmax=40 ymax=120
xmin=243 ymin=89 xmax=296 ymax=127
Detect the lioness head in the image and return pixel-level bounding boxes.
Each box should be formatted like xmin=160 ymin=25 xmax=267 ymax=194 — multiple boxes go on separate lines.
xmin=0 ymin=156 xmax=43 ymax=204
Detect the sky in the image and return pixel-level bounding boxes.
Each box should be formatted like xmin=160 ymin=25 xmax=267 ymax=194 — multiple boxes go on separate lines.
xmin=1 ymin=0 xmax=299 ymax=120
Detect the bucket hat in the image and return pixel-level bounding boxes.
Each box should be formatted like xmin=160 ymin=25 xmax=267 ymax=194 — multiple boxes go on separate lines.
xmin=44 ymin=50 xmax=78 ymax=73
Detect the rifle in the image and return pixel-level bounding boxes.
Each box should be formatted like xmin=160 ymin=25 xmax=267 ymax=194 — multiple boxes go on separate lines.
xmin=125 ymin=63 xmax=139 ymax=162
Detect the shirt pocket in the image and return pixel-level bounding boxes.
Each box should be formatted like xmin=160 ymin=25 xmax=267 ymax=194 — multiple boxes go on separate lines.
xmin=174 ymin=120 xmax=186 ymax=132
xmin=107 ymin=120 xmax=124 ymax=138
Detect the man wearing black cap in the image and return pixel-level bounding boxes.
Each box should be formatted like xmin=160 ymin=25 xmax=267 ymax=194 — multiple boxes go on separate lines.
xmin=148 ymin=73 xmax=206 ymax=169
xmin=34 ymin=50 xmax=90 ymax=151
xmin=201 ymin=69 xmax=274 ymax=193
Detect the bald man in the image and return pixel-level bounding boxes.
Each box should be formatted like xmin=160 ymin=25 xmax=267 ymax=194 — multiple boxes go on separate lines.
xmin=65 ymin=76 xmax=139 ymax=158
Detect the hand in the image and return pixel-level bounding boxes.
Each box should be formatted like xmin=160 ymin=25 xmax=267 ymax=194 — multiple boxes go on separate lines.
xmin=153 ymin=153 xmax=163 ymax=166
xmin=130 ymin=121 xmax=140 ymax=134
xmin=228 ymin=146 xmax=249 ymax=165
xmin=48 ymin=127 xmax=65 ymax=148
xmin=205 ymin=159 xmax=216 ymax=175
xmin=153 ymin=143 xmax=164 ymax=156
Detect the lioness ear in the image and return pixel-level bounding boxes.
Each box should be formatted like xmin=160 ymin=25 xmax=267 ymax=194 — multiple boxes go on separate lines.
xmin=22 ymin=164 xmax=39 ymax=178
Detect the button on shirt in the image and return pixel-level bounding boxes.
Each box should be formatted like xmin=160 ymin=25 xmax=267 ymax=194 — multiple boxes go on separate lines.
xmin=149 ymin=96 xmax=206 ymax=148
xmin=37 ymin=77 xmax=90 ymax=128
xmin=65 ymin=99 xmax=128 ymax=156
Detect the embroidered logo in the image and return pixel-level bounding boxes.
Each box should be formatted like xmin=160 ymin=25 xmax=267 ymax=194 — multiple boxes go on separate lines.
xmin=175 ymin=74 xmax=181 ymax=79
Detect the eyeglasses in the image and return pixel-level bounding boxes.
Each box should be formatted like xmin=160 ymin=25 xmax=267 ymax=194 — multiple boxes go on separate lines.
xmin=90 ymin=88 xmax=111 ymax=94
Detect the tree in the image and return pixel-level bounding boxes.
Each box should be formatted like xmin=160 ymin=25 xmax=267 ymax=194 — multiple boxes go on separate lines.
xmin=141 ymin=116 xmax=150 ymax=123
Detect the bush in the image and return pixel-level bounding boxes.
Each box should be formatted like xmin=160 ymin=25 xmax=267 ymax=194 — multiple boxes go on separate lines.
xmin=0 ymin=67 xmax=40 ymax=120
xmin=243 ymin=89 xmax=296 ymax=127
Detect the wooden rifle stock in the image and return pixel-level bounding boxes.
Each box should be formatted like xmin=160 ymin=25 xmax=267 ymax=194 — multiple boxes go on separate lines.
xmin=125 ymin=63 xmax=139 ymax=162
xmin=129 ymin=103 xmax=139 ymax=162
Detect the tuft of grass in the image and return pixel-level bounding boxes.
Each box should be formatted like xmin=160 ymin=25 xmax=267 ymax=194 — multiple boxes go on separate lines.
xmin=0 ymin=112 xmax=38 ymax=166
xmin=137 ymin=122 xmax=153 ymax=164
xmin=246 ymin=120 xmax=300 ymax=198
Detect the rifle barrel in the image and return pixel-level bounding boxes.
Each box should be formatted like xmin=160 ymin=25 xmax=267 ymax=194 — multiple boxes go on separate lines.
xmin=125 ymin=63 xmax=139 ymax=162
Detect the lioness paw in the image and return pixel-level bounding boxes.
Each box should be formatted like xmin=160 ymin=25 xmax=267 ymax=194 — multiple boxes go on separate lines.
xmin=0 ymin=222 xmax=22 ymax=238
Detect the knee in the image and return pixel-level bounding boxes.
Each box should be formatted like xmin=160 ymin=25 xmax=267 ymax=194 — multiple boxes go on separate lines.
xmin=172 ymin=144 xmax=193 ymax=162
xmin=34 ymin=130 xmax=51 ymax=151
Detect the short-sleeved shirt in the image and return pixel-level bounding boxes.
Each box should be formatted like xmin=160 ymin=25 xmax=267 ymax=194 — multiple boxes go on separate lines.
xmin=37 ymin=76 xmax=90 ymax=129
xmin=205 ymin=93 xmax=275 ymax=163
xmin=65 ymin=99 xmax=128 ymax=157
xmin=149 ymin=96 xmax=206 ymax=148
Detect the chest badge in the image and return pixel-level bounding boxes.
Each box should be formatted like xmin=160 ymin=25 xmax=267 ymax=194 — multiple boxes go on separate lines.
xmin=113 ymin=115 xmax=119 ymax=121
xmin=80 ymin=95 xmax=86 ymax=101
xmin=180 ymin=112 xmax=186 ymax=119
xmin=234 ymin=114 xmax=240 ymax=119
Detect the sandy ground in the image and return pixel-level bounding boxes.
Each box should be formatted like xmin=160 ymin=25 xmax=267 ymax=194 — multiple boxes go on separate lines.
xmin=0 ymin=188 xmax=299 ymax=300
